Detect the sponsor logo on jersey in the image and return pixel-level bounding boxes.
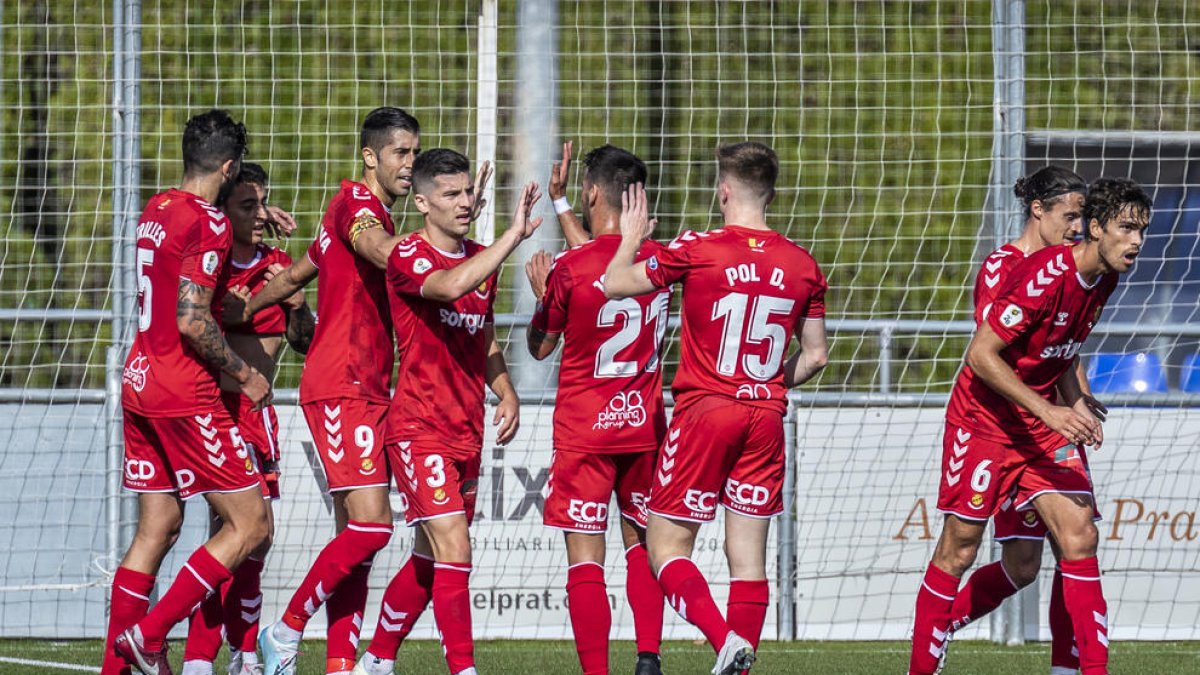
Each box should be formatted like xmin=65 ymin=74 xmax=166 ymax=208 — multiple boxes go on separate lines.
xmin=593 ymin=391 xmax=647 ymax=431
xmin=724 ymin=479 xmax=770 ymax=507
xmin=747 ymin=237 xmax=766 ymax=252
xmin=202 ymin=251 xmax=221 ymax=276
xmin=736 ymin=383 xmax=771 ymax=400
xmin=1040 ymin=339 xmax=1083 ymax=360
xmin=999 ymin=304 xmax=1024 ymax=328
xmin=1053 ymin=311 xmax=1070 ymax=326
xmin=157 ymin=198 xmax=173 ymax=210
xmin=175 ymin=469 xmax=196 ymax=491
xmin=124 ymin=459 xmax=156 ymax=482
xmin=683 ymin=489 xmax=718 ymax=516
xmin=568 ymin=499 xmax=609 ymax=525
xmin=136 ymin=221 xmax=167 ymax=247
xmin=123 ymin=354 xmax=150 ymax=392
xmin=439 ymin=308 xmax=486 ymax=335
xmin=413 ymin=258 xmax=433 ymax=275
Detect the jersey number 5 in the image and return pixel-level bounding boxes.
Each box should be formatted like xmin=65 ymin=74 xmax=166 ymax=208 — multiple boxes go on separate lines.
xmin=137 ymin=248 xmax=154 ymax=332
xmin=594 ymin=291 xmax=670 ymax=378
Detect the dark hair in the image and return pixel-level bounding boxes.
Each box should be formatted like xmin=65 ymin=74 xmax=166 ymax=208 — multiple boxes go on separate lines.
xmin=717 ymin=142 xmax=779 ymax=201
xmin=582 ymin=145 xmax=648 ymax=209
xmin=361 ymin=106 xmax=420 ymax=152
xmin=412 ymin=148 xmax=470 ymax=195
xmin=1013 ymin=165 xmax=1087 ymax=218
xmin=216 ymin=162 xmax=268 ymax=206
xmin=182 ymin=109 xmax=247 ymax=176
xmin=1083 ymin=177 xmax=1152 ymax=240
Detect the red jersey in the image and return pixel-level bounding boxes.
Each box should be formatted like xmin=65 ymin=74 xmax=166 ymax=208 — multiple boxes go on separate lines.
xmin=215 ymin=244 xmax=293 ymax=336
xmin=122 ymin=189 xmax=231 ymax=417
xmin=386 ymin=234 xmax=498 ymax=450
xmin=531 ymin=235 xmax=670 ymax=453
xmin=299 ymin=180 xmax=396 ymax=405
xmin=644 ymin=225 xmax=828 ymax=413
xmin=946 ymin=244 xmax=1117 ymax=447
xmin=972 ymin=243 xmax=1026 ymax=326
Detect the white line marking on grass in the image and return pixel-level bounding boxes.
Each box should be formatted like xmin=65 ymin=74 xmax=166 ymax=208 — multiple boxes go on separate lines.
xmin=0 ymin=656 xmax=101 ymax=672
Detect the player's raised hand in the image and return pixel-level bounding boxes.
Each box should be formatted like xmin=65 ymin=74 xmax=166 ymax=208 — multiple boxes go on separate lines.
xmin=509 ymin=180 xmax=544 ymax=240
xmin=525 ymin=250 xmax=553 ymax=301
xmin=549 ymin=141 xmax=573 ymax=201
xmin=619 ymin=183 xmax=653 ymax=242
xmin=470 ymin=160 xmax=493 ymax=222
xmin=265 ymin=263 xmax=305 ymax=310
xmin=221 ymin=285 xmax=254 ymax=327
xmin=265 ymin=205 xmax=297 ymax=239
xmin=1042 ymin=404 xmax=1101 ymax=447
xmin=493 ymin=394 xmax=520 ymax=445
xmin=241 ymin=367 xmax=272 ymax=411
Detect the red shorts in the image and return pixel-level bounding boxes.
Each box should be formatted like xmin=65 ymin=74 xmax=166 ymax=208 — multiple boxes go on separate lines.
xmin=388 ymin=440 xmax=480 ymax=525
xmin=647 ymin=396 xmax=784 ymax=523
xmin=223 ymin=392 xmax=281 ymax=500
xmin=301 ymin=399 xmax=389 ymax=492
xmin=993 ymin=498 xmax=1050 ymax=540
xmin=543 ymin=448 xmax=655 ymax=532
xmin=937 ymin=422 xmax=1094 ymax=522
xmin=122 ymin=407 xmax=261 ymax=500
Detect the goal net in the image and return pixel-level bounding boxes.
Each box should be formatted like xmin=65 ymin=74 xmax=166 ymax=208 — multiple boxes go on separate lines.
xmin=1 ymin=0 xmax=1198 ymax=647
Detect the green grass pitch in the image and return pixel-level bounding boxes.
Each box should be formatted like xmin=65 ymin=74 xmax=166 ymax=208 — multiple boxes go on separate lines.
xmin=1 ymin=639 xmax=1198 ymax=674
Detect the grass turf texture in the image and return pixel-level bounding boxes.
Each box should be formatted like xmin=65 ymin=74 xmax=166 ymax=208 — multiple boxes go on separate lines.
xmin=2 ymin=639 xmax=1199 ymax=674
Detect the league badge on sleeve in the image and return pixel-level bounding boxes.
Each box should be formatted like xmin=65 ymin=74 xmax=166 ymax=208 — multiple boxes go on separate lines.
xmin=202 ymin=251 xmax=221 ymax=276
xmin=999 ymin=304 xmax=1024 ymax=328
xmin=413 ymin=258 xmax=433 ymax=275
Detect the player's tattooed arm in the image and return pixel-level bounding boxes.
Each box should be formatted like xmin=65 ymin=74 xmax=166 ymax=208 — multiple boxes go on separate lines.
xmin=242 ymin=253 xmax=318 ymax=321
xmin=177 ymin=279 xmax=272 ymax=408
xmin=783 ymin=317 xmax=829 ymax=388
xmin=485 ymin=326 xmax=520 ymax=445
xmin=603 ymin=183 xmax=658 ymax=299
xmin=549 ymin=141 xmax=590 ymax=248
xmin=285 ymin=301 xmax=316 ymax=354
xmin=525 ymin=325 xmax=561 ymax=361
xmin=966 ymin=325 xmax=1099 ymax=446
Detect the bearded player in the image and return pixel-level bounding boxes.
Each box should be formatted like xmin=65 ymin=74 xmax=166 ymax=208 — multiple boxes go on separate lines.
xmin=604 ymin=142 xmax=830 ymax=675
xmin=110 ymin=109 xmax=272 ymax=675
xmin=940 ymin=166 xmax=1099 ymax=675
xmin=525 ymin=145 xmax=668 ymax=675
xmin=180 ymin=163 xmax=314 ymax=675
xmin=908 ymin=177 xmax=1151 ymax=675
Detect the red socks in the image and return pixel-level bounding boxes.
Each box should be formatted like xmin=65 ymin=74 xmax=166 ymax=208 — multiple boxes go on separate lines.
xmin=325 ymin=560 xmax=372 ymax=667
xmin=138 ymin=547 xmax=232 ymax=651
xmin=1049 ymin=566 xmax=1079 ymax=671
xmin=433 ymin=562 xmax=475 ymax=674
xmin=1060 ymin=557 xmax=1108 ymax=675
xmin=367 ymin=553 xmax=435 ymax=660
xmin=657 ymin=557 xmax=730 ymax=651
xmin=908 ymin=563 xmax=959 ymax=675
xmin=282 ymin=521 xmax=392 ymax=631
xmin=225 ymin=556 xmax=265 ymax=655
xmin=183 ymin=590 xmax=224 ymax=663
xmin=566 ymin=562 xmax=611 ymax=675
xmin=727 ymin=579 xmax=770 ymax=649
xmin=948 ymin=560 xmax=1019 ymax=630
xmin=624 ymin=544 xmax=664 ymax=656
xmin=102 ymin=567 xmax=154 ymax=675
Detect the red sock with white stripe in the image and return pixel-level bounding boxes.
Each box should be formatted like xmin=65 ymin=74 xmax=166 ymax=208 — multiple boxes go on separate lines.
xmin=566 ymin=562 xmax=610 ymax=675
xmin=102 ymin=567 xmax=154 ymax=675
xmin=223 ymin=556 xmax=265 ymax=654
xmin=325 ymin=560 xmax=372 ymax=673
xmin=281 ymin=521 xmax=392 ymax=632
xmin=1060 ymin=557 xmax=1108 ymax=675
xmin=137 ymin=546 xmax=232 ymax=651
xmin=1049 ymin=565 xmax=1079 ymax=673
xmin=908 ymin=563 xmax=959 ymax=675
xmin=432 ymin=562 xmax=475 ymax=674
xmin=656 ymin=557 xmax=731 ymax=652
xmin=366 ymin=553 xmax=435 ymax=661
xmin=727 ymin=579 xmax=770 ymax=649
xmin=624 ymin=544 xmax=664 ymax=656
xmin=183 ymin=585 xmax=225 ymax=664
xmin=948 ymin=560 xmax=1019 ymax=630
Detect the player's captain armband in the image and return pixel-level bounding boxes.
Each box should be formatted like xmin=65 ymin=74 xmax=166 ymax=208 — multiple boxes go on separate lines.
xmin=348 ymin=207 xmax=384 ymax=245
xmin=999 ymin=304 xmax=1024 ymax=328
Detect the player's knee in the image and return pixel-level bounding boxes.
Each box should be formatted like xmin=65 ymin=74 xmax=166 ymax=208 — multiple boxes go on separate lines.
xmin=1057 ymin=522 xmax=1099 ymax=559
xmin=1001 ymin=541 xmax=1043 ymax=587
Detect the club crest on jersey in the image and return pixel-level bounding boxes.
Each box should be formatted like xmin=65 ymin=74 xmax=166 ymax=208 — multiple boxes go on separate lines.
xmin=969 ymin=493 xmax=986 ymax=509
xmin=432 ymin=487 xmax=450 ymax=506
xmin=475 ymin=280 xmax=490 ymax=300
xmin=122 ymin=354 xmax=150 ymax=392
xmin=413 ymin=258 xmax=433 ymax=275
xmin=1090 ymin=305 xmax=1103 ymax=328
xmin=360 ymin=457 xmax=376 ymax=475
xmin=202 ymin=251 xmax=221 ymax=276
xmin=593 ymin=391 xmax=647 ymax=430
xmin=1023 ymin=511 xmax=1039 ymax=527
xmin=999 ymin=304 xmax=1024 ymax=328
